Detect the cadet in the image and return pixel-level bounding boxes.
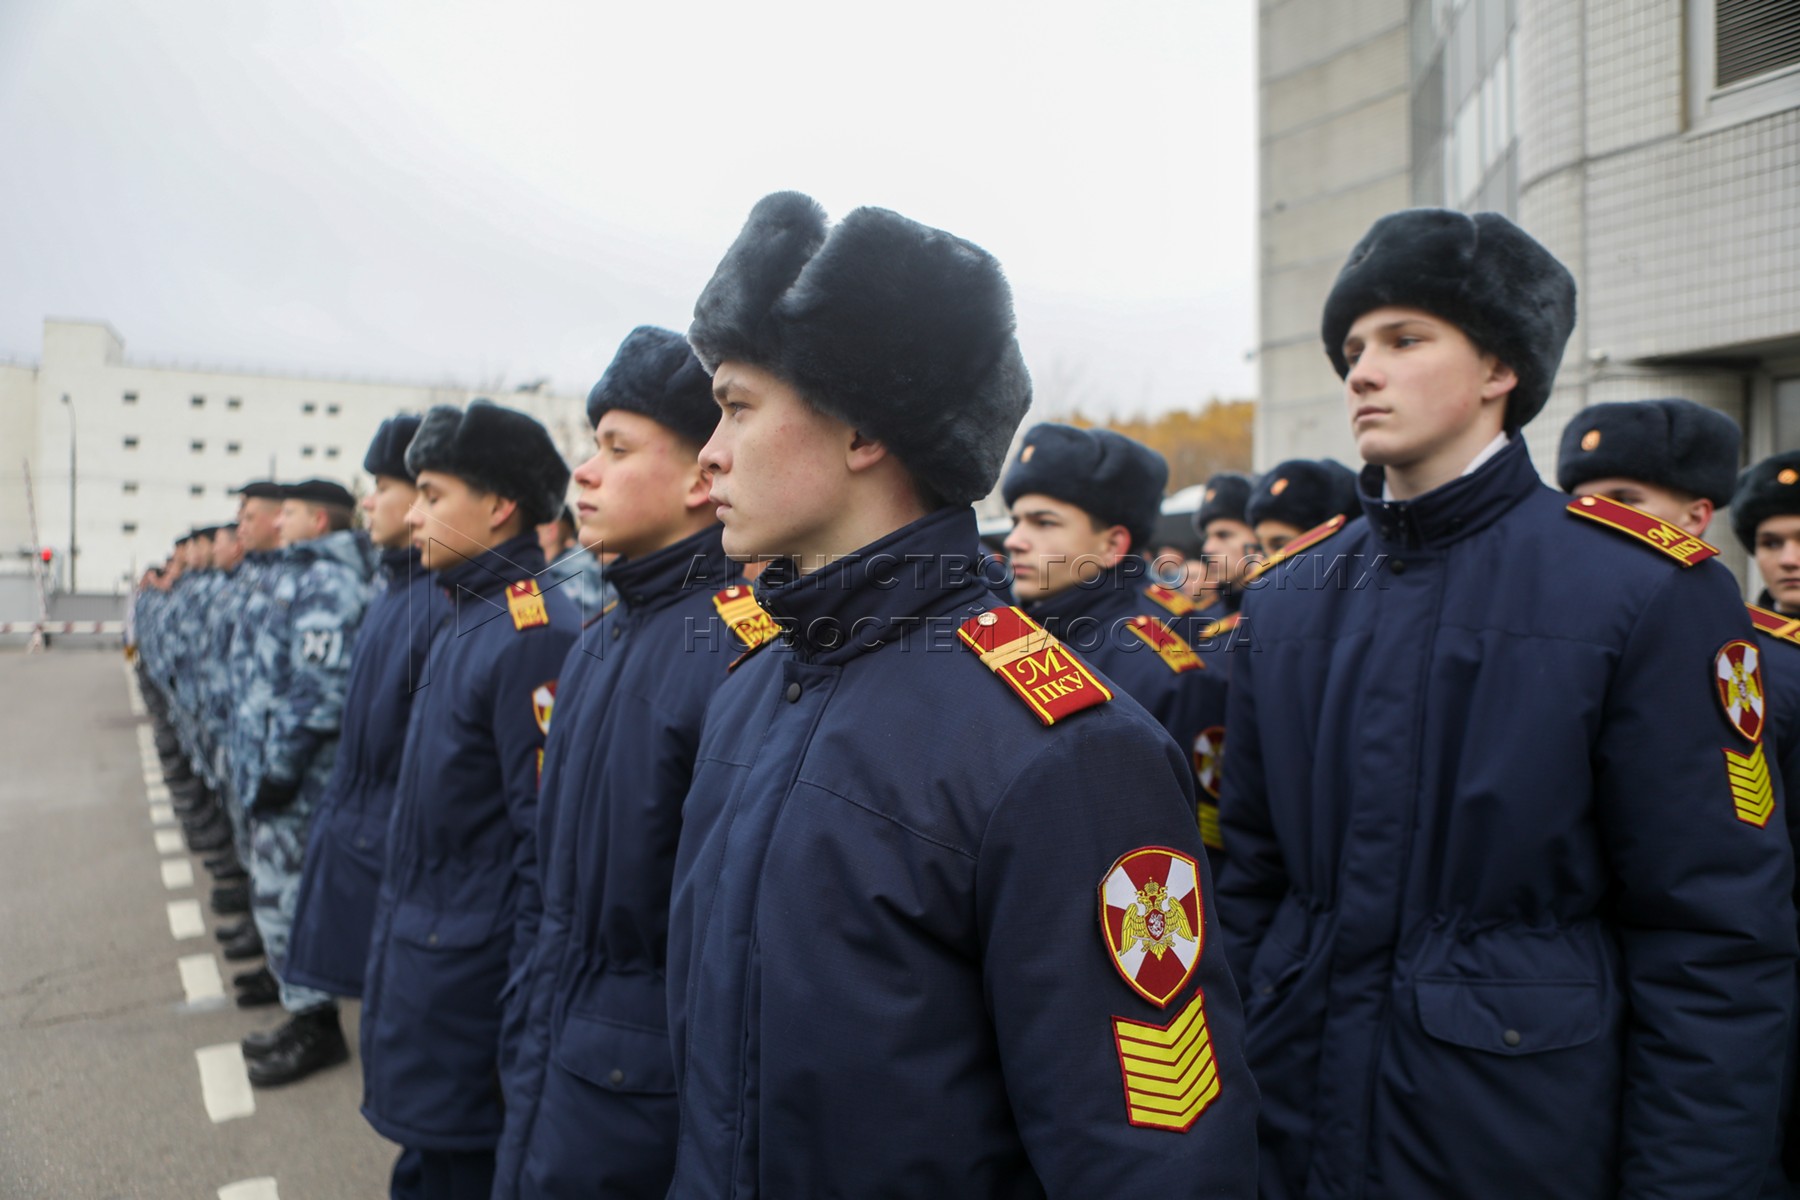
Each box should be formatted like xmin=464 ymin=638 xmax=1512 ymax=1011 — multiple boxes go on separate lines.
xmin=1739 ymin=452 xmax=1800 ymax=623
xmin=1244 ymin=457 xmax=1358 ymax=556
xmin=1559 ymin=400 xmax=1800 ymax=1198
xmin=494 ymin=327 xmax=743 ymax=1199
xmin=1220 ymin=208 xmax=1797 ymax=1196
xmin=283 ymin=420 xmax=442 ymax=1022
xmin=665 ymin=192 xmax=1257 ymax=1197
xmin=234 ymin=479 xmax=374 ymax=1085
xmin=1002 ymin=423 xmax=1232 ymax=855
xmin=1192 ymin=472 xmax=1257 ymax=622
xmin=359 ymin=400 xmax=579 ymax=1199
xmin=536 ymin=504 xmax=614 ymax=618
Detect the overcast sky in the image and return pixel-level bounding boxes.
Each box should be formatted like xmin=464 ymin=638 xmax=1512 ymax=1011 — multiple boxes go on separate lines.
xmin=0 ymin=0 xmax=1256 ymax=418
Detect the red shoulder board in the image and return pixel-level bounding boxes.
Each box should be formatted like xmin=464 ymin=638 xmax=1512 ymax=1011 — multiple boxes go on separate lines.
xmin=1243 ymin=514 xmax=1349 ymax=584
xmin=507 ymin=579 xmax=549 ymax=630
xmin=1197 ymin=611 xmax=1240 ymax=642
xmin=957 ymin=606 xmax=1112 ymax=726
xmin=1747 ymin=603 xmax=1800 ymax=648
xmin=713 ymin=585 xmax=780 ymax=662
xmin=1566 ymin=495 xmax=1716 ymax=566
xmin=1126 ymin=615 xmax=1203 ymax=674
xmin=1144 ymin=584 xmax=1196 ymax=617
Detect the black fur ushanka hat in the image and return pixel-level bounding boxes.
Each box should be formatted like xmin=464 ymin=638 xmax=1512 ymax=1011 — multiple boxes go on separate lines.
xmin=405 ymin=399 xmax=569 ymax=527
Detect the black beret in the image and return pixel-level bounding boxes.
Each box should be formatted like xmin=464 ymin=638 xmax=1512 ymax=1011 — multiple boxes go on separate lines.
xmin=234 ymin=480 xmax=285 ymax=501
xmin=1001 ymin=424 xmax=1169 ymax=551
xmin=689 ymin=191 xmax=1031 ymax=506
xmin=1732 ymin=451 xmax=1800 ymax=551
xmin=174 ymin=532 xmax=193 ymax=546
xmin=283 ymin=478 xmax=356 ymax=509
xmin=404 ymin=399 xmax=570 ymax=528
xmin=364 ymin=414 xmax=422 ymax=482
xmin=1193 ymin=472 xmax=1254 ymax=535
xmin=1556 ymin=399 xmax=1739 ymax=506
xmin=1322 ymin=208 xmax=1577 ymax=431
xmin=587 ymin=326 xmax=718 ymax=448
xmin=1247 ymin=459 xmax=1360 ymax=532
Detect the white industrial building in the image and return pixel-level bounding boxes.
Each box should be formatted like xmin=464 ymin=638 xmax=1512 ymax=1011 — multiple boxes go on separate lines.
xmin=1 ymin=318 xmax=592 ymax=595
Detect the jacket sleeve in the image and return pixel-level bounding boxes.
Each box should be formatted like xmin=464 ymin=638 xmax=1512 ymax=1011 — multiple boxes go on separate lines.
xmin=976 ymin=718 xmax=1258 ymax=1198
xmin=1215 ymin=610 xmax=1287 ymax=981
xmin=263 ymin=568 xmax=366 ymax=786
xmin=1599 ymin=564 xmax=1798 ymax=1196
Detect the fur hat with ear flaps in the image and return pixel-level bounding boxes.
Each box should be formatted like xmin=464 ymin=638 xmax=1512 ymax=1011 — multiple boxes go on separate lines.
xmin=404 ymin=399 xmax=570 ymax=528
xmin=364 ymin=414 xmax=422 ymax=482
xmin=587 ymin=326 xmax=719 ymax=448
xmin=688 ymin=191 xmax=1033 ymax=507
xmin=1556 ymin=398 xmax=1740 ymax=507
xmin=1321 ymin=208 xmax=1577 ymax=432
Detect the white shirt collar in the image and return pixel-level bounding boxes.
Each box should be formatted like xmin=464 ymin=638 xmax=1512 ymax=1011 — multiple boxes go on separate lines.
xmin=1381 ymin=432 xmax=1510 ymax=502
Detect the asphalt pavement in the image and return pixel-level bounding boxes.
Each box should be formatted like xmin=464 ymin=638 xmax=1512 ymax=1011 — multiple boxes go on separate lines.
xmin=0 ymin=648 xmax=397 ymax=1199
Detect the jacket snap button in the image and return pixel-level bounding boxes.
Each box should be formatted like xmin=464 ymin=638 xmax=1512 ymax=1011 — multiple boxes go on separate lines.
xmin=611 ymin=627 xmax=621 ymax=641
xmin=609 ymin=1068 xmax=625 ymax=1085
xmin=1389 ymin=559 xmax=1407 ymax=575
xmin=1502 ymin=1029 xmax=1522 ymax=1047
xmin=784 ymin=682 xmax=802 ymax=703
xmin=427 ymin=932 xmax=439 ymax=946
xmin=1257 ymin=983 xmax=1274 ymax=997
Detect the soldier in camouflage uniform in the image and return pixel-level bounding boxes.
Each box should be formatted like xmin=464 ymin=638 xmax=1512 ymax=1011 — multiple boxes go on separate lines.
xmin=537 ymin=504 xmax=614 ymax=620
xmin=237 ymin=479 xmax=375 ymax=1085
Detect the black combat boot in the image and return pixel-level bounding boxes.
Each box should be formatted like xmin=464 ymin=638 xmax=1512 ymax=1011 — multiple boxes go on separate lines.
xmin=214 ymin=918 xmax=253 ymax=943
xmin=222 ymin=927 xmax=265 ymax=961
xmin=233 ymin=965 xmax=279 ymax=1008
xmin=211 ymin=882 xmax=250 ymax=915
xmin=247 ymin=1006 xmax=349 ymax=1087
xmin=242 ymin=1014 xmax=300 ymax=1061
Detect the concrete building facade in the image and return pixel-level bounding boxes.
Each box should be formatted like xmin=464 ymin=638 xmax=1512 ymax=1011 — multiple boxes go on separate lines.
xmin=1258 ymin=0 xmax=1800 ymax=501
xmin=1 ymin=319 xmax=592 ymax=594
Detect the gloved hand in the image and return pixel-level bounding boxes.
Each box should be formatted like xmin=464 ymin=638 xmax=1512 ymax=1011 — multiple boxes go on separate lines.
xmin=253 ymin=778 xmax=300 ymax=814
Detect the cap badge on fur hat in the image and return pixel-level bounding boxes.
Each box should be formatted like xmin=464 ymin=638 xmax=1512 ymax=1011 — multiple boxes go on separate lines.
xmin=1581 ymin=430 xmax=1601 ymax=451
xmin=1782 ymin=469 xmax=1798 ymax=486
xmin=1021 ymin=444 xmax=1036 ymax=463
xmin=1271 ymin=478 xmax=1289 ymax=496
xmin=1204 ymin=487 xmax=1217 ymax=502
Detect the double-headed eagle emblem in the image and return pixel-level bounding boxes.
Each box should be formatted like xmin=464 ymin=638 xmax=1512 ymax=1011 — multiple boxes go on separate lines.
xmin=1120 ymin=878 xmax=1195 ymax=960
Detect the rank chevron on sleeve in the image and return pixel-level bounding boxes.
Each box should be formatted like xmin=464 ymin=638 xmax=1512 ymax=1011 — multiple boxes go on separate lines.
xmin=1112 ymin=991 xmax=1220 ymax=1133
xmin=1724 ymin=743 xmax=1776 ymax=828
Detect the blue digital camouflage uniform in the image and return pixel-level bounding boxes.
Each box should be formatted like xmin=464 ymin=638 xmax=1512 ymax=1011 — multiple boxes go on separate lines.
xmin=199 ymin=555 xmax=260 ymax=849
xmin=542 ymin=546 xmax=612 ymax=623
xmin=238 ymin=529 xmax=375 ymax=1013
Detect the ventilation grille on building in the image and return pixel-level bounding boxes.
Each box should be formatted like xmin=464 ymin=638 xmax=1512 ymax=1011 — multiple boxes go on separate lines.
xmin=1718 ymin=0 xmax=1800 ymax=87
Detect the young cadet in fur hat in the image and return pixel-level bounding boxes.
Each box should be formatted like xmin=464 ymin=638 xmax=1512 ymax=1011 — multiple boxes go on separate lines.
xmin=1192 ymin=471 xmax=1258 ymax=622
xmin=282 ymin=420 xmax=446 ymax=1078
xmin=232 ymin=478 xmax=376 ymax=1083
xmin=664 ymin=191 xmax=1256 ymax=1198
xmin=1002 ymin=422 xmax=1232 ymax=856
xmin=358 ymin=400 xmax=579 ymax=1198
xmin=1244 ymin=457 xmax=1359 ymax=556
xmin=1219 ymin=208 xmax=1796 ymax=1198
xmin=1560 ymin=403 xmax=1800 ymax=1198
xmin=492 ymin=327 xmax=748 ymax=1200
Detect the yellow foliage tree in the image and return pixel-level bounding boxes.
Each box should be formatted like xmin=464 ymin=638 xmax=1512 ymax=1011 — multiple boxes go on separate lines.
xmin=1067 ymin=399 xmax=1255 ymax=492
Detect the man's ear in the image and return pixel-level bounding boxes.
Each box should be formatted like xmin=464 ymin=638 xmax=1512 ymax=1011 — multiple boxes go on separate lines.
xmin=1480 ymin=356 xmax=1520 ymax=403
xmin=487 ymin=493 xmax=521 ymax=534
xmin=683 ymin=451 xmax=714 ymax=514
xmin=1099 ymin=524 xmax=1132 ymax=568
xmin=1684 ymin=496 xmax=1716 ymax=539
xmin=846 ymin=430 xmax=893 ymax=474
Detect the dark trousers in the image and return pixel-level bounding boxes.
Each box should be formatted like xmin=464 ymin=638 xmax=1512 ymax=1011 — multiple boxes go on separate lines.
xmin=392 ymin=1147 xmax=492 ymax=1200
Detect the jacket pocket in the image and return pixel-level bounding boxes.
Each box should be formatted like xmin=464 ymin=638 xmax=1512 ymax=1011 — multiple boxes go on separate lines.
xmin=390 ymin=902 xmax=499 ymax=950
xmin=1414 ymin=978 xmax=1604 ymax=1056
xmin=553 ymin=1011 xmax=677 ymax=1096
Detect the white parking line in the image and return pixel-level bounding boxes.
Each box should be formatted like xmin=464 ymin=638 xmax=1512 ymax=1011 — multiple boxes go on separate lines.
xmin=218 ymin=1178 xmax=279 ymax=1200
xmin=149 ymin=803 xmax=175 ymax=826
xmin=154 ymin=829 xmax=184 ymax=855
xmin=145 ymin=781 xmax=170 ymax=799
xmin=194 ymin=1044 xmax=255 ymax=1122
xmin=178 ymin=953 xmax=226 ymax=1005
xmin=167 ymin=899 xmax=206 ymax=940
xmin=161 ymin=858 xmax=195 ymax=890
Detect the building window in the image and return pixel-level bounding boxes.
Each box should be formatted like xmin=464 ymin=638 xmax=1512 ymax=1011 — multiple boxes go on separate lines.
xmin=325 ymin=446 xmax=340 ymax=459
xmin=301 ymin=445 xmax=316 ymax=458
xmin=302 ymin=401 xmax=317 ymax=414
xmin=122 ymin=522 xmax=138 ymax=534
xmin=1409 ymin=0 xmax=1517 ymax=214
xmin=227 ymin=396 xmax=242 ymax=410
xmin=226 ymin=441 xmax=241 ymax=454
xmin=1717 ymin=0 xmax=1800 ymax=87
xmin=326 ymin=403 xmax=341 ymax=416
xmin=189 ymin=484 xmax=205 ymax=497
xmin=122 ymin=481 xmax=138 ymax=494
xmin=191 ymin=395 xmax=205 ymax=408
xmin=191 ymin=439 xmax=205 ymax=453
xmin=123 ymin=436 xmax=139 ymax=449
xmin=122 ymin=391 xmax=138 ymax=405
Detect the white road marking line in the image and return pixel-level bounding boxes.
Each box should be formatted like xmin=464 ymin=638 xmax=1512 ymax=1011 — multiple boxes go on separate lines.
xmin=194 ymin=1044 xmax=255 ymax=1122
xmin=161 ymin=858 xmax=195 ymax=890
xmin=154 ymin=829 xmax=184 ymax=855
xmin=178 ymin=953 xmax=226 ymax=1005
xmin=218 ymin=1178 xmax=279 ymax=1200
xmin=167 ymin=899 xmax=206 ymax=940
xmin=145 ymin=781 xmax=170 ymax=798
xmin=149 ymin=802 xmax=175 ymax=826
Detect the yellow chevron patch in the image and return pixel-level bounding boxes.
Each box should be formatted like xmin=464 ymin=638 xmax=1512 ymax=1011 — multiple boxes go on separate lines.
xmin=1197 ymin=802 xmax=1223 ymax=852
xmin=1724 ymin=743 xmax=1776 ymax=828
xmin=1112 ymin=990 xmax=1220 ymax=1132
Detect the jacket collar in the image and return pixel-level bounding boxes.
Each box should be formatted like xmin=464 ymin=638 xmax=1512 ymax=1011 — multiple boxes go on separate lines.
xmin=1021 ymin=559 xmax=1151 ymax=627
xmin=608 ymin=525 xmax=736 ymax=614
xmin=1357 ymin=435 xmax=1540 ymax=551
xmin=379 ymin=545 xmax=421 ymax=584
xmin=435 ymin=532 xmax=548 ymax=599
xmin=754 ymin=506 xmax=994 ymax=665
